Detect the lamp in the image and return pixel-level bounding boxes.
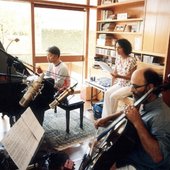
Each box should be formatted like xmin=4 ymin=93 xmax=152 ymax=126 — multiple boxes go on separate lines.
xmin=6 ymin=38 xmax=20 ymax=52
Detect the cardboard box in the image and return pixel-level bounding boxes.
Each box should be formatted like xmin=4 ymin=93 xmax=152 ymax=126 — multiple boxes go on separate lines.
xmin=80 ymin=86 xmax=97 ymax=101
xmin=96 ymin=89 xmax=104 ymax=101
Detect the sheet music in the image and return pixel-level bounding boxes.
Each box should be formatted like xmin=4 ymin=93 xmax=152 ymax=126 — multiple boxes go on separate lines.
xmin=1 ymin=107 xmax=44 ymax=170
xmin=97 ymin=61 xmax=113 ymax=73
xmin=21 ymin=107 xmax=44 ymax=141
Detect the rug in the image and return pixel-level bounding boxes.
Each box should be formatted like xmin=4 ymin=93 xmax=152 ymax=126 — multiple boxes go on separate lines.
xmin=43 ymin=108 xmax=96 ymax=150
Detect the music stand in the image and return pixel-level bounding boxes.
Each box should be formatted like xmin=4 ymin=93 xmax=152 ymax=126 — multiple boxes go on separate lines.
xmin=1 ymin=107 xmax=45 ymax=170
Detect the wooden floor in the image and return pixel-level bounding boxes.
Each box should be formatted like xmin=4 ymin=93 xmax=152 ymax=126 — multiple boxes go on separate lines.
xmin=0 ymin=100 xmax=95 ymax=170
xmin=63 ymin=101 xmax=95 ymax=170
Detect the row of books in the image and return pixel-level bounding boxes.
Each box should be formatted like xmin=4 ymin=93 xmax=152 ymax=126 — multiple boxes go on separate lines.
xmin=96 ymin=47 xmax=116 ymax=57
xmin=134 ymin=54 xmax=162 ymax=65
xmin=101 ymin=0 xmax=114 ymax=4
xmin=99 ymin=22 xmax=115 ymax=31
xmin=99 ymin=22 xmax=143 ymax=33
xmin=96 ymin=34 xmax=142 ymax=52
xmin=101 ymin=0 xmax=127 ymax=5
xmin=100 ymin=10 xmax=129 ymax=20
xmin=97 ymin=34 xmax=114 ymax=46
xmin=100 ymin=10 xmax=114 ymax=20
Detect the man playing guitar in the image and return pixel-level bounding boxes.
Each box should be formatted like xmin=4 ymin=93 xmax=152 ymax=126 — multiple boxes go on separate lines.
xmin=94 ymin=68 xmax=170 ymax=170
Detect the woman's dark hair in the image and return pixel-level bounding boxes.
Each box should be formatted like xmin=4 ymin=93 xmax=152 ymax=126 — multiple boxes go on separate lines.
xmin=116 ymin=38 xmax=132 ymax=55
xmin=47 ymin=46 xmax=60 ymax=57
xmin=144 ymin=69 xmax=163 ymax=86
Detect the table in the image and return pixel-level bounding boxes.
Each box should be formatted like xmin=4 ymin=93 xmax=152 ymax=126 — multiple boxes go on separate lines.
xmin=85 ymin=77 xmax=112 ymax=106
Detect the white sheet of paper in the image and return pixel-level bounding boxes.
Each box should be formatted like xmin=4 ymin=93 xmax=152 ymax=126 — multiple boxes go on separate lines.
xmin=21 ymin=107 xmax=44 ymax=141
xmin=97 ymin=61 xmax=113 ymax=73
xmin=1 ymin=107 xmax=44 ymax=170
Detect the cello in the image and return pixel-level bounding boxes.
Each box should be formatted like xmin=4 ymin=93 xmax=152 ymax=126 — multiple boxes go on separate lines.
xmin=79 ymin=78 xmax=170 ymax=170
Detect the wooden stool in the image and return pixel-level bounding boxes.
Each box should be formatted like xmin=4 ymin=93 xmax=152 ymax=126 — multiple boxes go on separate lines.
xmin=55 ymin=96 xmax=84 ymax=133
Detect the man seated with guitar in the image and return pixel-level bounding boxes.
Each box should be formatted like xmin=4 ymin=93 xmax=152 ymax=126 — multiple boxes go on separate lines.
xmin=95 ymin=68 xmax=170 ymax=170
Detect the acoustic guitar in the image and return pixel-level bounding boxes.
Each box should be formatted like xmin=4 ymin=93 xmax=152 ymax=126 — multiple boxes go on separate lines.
xmin=78 ymin=80 xmax=170 ymax=170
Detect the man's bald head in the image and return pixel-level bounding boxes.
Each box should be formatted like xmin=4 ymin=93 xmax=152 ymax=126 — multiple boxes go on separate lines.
xmin=131 ymin=68 xmax=162 ymax=87
xmin=131 ymin=68 xmax=146 ymax=86
xmin=130 ymin=68 xmax=162 ymax=102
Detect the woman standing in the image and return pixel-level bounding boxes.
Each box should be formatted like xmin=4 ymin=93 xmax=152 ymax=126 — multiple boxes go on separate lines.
xmin=102 ymin=39 xmax=136 ymax=118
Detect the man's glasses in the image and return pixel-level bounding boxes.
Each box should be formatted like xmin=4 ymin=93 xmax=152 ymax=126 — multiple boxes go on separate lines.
xmin=130 ymin=83 xmax=148 ymax=90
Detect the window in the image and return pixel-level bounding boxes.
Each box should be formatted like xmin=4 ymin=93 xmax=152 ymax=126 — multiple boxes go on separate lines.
xmin=90 ymin=0 xmax=97 ymax=6
xmin=0 ymin=0 xmax=97 ymax=90
xmin=48 ymin=0 xmax=97 ymax=5
xmin=48 ymin=0 xmax=86 ymax=4
xmin=34 ymin=8 xmax=85 ymax=55
xmin=34 ymin=7 xmax=88 ymax=89
xmin=0 ymin=1 xmax=32 ymax=64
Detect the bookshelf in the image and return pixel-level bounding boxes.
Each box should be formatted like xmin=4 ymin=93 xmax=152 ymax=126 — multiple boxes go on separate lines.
xmin=94 ymin=0 xmax=170 ymax=78
xmin=133 ymin=50 xmax=165 ymax=75
xmin=95 ymin=0 xmax=145 ymax=69
xmin=93 ymin=0 xmax=170 ymax=106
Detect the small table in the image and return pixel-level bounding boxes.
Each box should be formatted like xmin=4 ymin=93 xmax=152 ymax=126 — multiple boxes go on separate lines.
xmin=85 ymin=77 xmax=112 ymax=106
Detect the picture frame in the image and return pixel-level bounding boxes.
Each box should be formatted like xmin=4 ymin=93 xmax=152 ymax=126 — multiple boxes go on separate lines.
xmin=114 ymin=24 xmax=126 ymax=32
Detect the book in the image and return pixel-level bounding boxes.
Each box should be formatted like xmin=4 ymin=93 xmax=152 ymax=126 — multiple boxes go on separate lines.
xmin=97 ymin=61 xmax=113 ymax=73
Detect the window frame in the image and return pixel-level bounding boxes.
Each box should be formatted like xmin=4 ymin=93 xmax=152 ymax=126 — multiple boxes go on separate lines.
xmin=31 ymin=0 xmax=96 ymax=79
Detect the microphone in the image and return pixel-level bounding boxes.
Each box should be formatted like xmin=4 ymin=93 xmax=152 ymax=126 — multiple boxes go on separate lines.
xmin=6 ymin=38 xmax=20 ymax=52
xmin=49 ymin=83 xmax=77 ymax=109
xmin=19 ymin=73 xmax=44 ymax=107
